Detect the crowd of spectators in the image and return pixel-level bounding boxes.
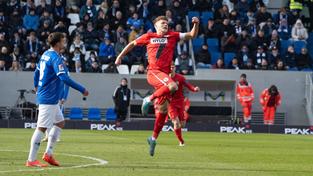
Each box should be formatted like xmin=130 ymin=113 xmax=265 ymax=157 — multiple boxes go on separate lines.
xmin=0 ymin=0 xmax=312 ymax=75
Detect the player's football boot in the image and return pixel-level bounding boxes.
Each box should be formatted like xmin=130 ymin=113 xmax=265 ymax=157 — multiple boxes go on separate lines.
xmin=141 ymin=96 xmax=152 ymax=116
xmin=179 ymin=141 xmax=185 ymax=147
xmin=147 ymin=137 xmax=156 ymax=156
xmin=25 ymin=160 xmax=48 ymax=167
xmin=42 ymin=153 xmax=60 ymax=166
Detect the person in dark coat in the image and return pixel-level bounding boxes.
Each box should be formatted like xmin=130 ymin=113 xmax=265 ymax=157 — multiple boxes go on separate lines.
xmin=113 ymin=78 xmax=131 ymax=125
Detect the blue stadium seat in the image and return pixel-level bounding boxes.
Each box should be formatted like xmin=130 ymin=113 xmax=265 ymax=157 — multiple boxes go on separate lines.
xmin=224 ymin=52 xmax=236 ymax=65
xmin=69 ymin=107 xmax=83 ymax=120
xmin=105 ymin=108 xmax=117 ymax=121
xmin=201 ymin=11 xmax=213 ymax=25
xmin=210 ymin=52 xmax=221 ymax=65
xmin=88 ymin=108 xmax=101 ymax=121
xmin=301 ymin=68 xmax=313 ymax=72
xmin=280 ymin=40 xmax=292 ymax=55
xmin=188 ymin=11 xmax=200 ymax=21
xmin=192 ymin=37 xmax=204 ymax=52
xmin=207 ymin=38 xmax=219 ymax=52
xmin=293 ymin=41 xmax=306 ymax=54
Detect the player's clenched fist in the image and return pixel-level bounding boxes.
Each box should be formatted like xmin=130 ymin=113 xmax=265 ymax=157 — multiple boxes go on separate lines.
xmin=192 ymin=17 xmax=199 ymax=24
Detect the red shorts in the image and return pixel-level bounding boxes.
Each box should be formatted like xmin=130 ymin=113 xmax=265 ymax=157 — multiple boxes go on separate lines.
xmin=168 ymin=100 xmax=185 ymax=121
xmin=147 ymin=70 xmax=174 ymax=105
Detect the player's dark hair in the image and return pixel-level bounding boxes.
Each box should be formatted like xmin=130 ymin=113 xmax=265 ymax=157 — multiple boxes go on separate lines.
xmin=121 ymin=77 xmax=128 ymax=83
xmin=153 ymin=16 xmax=168 ymax=24
xmin=48 ymin=32 xmax=64 ymax=47
xmin=240 ymin=73 xmax=247 ymax=79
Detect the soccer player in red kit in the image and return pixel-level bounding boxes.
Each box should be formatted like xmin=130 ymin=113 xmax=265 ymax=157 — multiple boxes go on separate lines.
xmin=168 ymin=63 xmax=199 ymax=146
xmin=115 ymin=16 xmax=199 ymax=156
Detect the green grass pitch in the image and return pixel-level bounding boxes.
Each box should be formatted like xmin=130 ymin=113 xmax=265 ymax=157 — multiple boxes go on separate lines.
xmin=1 ymin=128 xmax=313 ymax=176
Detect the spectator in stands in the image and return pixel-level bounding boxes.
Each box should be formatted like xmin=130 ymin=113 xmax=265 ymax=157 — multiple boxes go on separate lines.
xmin=235 ymin=30 xmax=252 ymax=50
xmin=254 ymin=45 xmax=267 ymax=69
xmin=277 ymin=18 xmax=290 ymax=40
xmin=87 ymin=61 xmax=102 ymax=73
xmin=260 ymin=85 xmax=281 ymax=125
xmin=175 ymin=51 xmax=193 ymax=75
xmin=0 ymin=46 xmax=12 ymax=70
xmin=36 ymin=0 xmax=52 ymax=15
xmin=229 ymin=10 xmax=240 ymax=25
xmin=24 ymin=32 xmax=41 ymax=63
xmin=274 ymin=59 xmax=287 ymax=71
xmin=128 ymin=24 xmax=140 ymax=42
xmin=110 ymin=11 xmax=126 ymax=31
xmin=267 ymin=46 xmax=281 ymax=67
xmin=113 ymin=78 xmax=131 ymax=126
xmin=203 ymin=18 xmax=218 ymax=38
xmin=237 ymin=44 xmax=251 ymax=66
xmin=22 ymin=0 xmax=36 ymax=16
xmin=276 ymin=7 xmax=290 ymax=26
xmin=11 ymin=47 xmax=24 ymax=68
xmin=134 ymin=64 xmax=146 ymax=74
xmin=169 ymin=0 xmax=185 ymax=24
xmin=69 ymin=35 xmax=86 ymax=56
xmin=53 ymin=0 xmax=66 ymax=21
xmin=99 ymin=37 xmax=115 ymax=64
xmin=70 ymin=22 xmax=85 ymax=40
xmin=234 ymin=20 xmax=243 ymax=35
xmin=98 ymin=23 xmax=114 ymax=43
xmin=95 ymin=10 xmax=109 ymax=30
xmin=212 ymin=58 xmax=225 ymax=69
xmin=23 ymin=60 xmax=36 ymax=71
xmin=176 ymin=39 xmax=188 ymax=57
xmin=261 ymin=18 xmax=276 ymax=38
xmin=234 ymin=0 xmax=250 ymax=18
xmin=71 ymin=47 xmax=83 ymax=72
xmin=165 ymin=9 xmax=177 ymax=28
xmin=127 ymin=12 xmax=144 ymax=30
xmin=10 ymin=32 xmax=24 ymax=53
xmin=107 ymin=0 xmax=122 ymax=19
xmin=214 ymin=5 xmax=229 ymax=21
xmin=54 ymin=19 xmax=68 ymax=35
xmin=151 ymin=0 xmax=167 ymax=19
xmin=228 ymin=57 xmax=241 ymax=70
xmin=38 ymin=20 xmax=52 ymax=42
xmin=83 ymin=22 xmax=99 ymax=50
xmin=260 ymin=59 xmax=269 ymax=70
xmin=113 ymin=25 xmax=128 ymax=43
xmin=291 ymin=19 xmax=308 ymax=41
xmin=85 ymin=51 xmax=97 ymax=71
xmin=23 ymin=8 xmax=39 ymax=31
xmin=9 ymin=60 xmax=21 ymax=71
xmin=9 ymin=8 xmax=23 ymax=29
xmin=296 ymin=47 xmax=312 ymax=70
xmin=242 ymin=58 xmax=255 ymax=70
xmin=284 ymin=45 xmax=297 ymax=70
xmin=255 ymin=5 xmax=272 ymax=25
xmin=79 ymin=0 xmax=97 ymax=22
xmin=220 ymin=18 xmax=236 ymax=53
xmin=268 ymin=30 xmax=281 ymax=51
xmin=195 ymin=44 xmax=211 ymax=68
xmin=192 ymin=0 xmax=211 ymax=12
xmin=39 ymin=10 xmax=54 ymax=29
xmin=103 ymin=62 xmax=118 ymax=73
xmin=114 ymin=36 xmax=129 ymax=65
xmin=245 ymin=17 xmax=258 ymax=37
xmin=98 ymin=1 xmax=109 ymax=15
xmin=252 ymin=30 xmax=268 ymax=51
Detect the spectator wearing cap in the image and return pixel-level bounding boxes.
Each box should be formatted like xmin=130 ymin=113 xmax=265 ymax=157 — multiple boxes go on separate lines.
xmin=195 ymin=44 xmax=211 ymax=69
xmin=23 ymin=8 xmax=39 ymax=31
xmin=254 ymin=45 xmax=267 ymax=69
xmin=291 ymin=19 xmax=308 ymax=41
xmin=255 ymin=5 xmax=272 ymax=25
xmin=79 ymin=0 xmax=97 ymax=22
xmin=296 ymin=47 xmax=312 ymax=70
xmin=284 ymin=45 xmax=297 ymax=70
xmin=267 ymin=46 xmax=281 ymax=67
xmin=175 ymin=51 xmax=193 ymax=75
xmin=99 ymin=37 xmax=115 ymax=64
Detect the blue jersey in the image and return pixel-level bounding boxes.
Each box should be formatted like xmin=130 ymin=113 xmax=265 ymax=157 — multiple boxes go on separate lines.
xmin=34 ymin=49 xmax=85 ymax=104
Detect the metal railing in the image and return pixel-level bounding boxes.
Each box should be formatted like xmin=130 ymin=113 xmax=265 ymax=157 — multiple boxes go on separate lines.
xmin=305 ymin=73 xmax=313 ymax=125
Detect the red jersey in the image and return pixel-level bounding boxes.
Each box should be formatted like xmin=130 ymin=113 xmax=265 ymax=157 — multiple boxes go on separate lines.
xmin=236 ymin=82 xmax=254 ymax=103
xmin=171 ymin=74 xmax=196 ymax=103
xmin=135 ymin=31 xmax=181 ymax=74
xmin=260 ymin=88 xmax=281 ymax=107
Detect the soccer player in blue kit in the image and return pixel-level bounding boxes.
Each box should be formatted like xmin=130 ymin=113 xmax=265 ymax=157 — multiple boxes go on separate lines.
xmin=26 ymin=32 xmax=89 ymax=167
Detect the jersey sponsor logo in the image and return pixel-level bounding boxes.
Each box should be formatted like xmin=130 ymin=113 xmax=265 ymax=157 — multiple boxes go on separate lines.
xmin=150 ymin=38 xmax=168 ymax=44
xmin=58 ymin=64 xmax=64 ymax=71
xmin=42 ymin=55 xmax=50 ymax=61
xmin=284 ymin=128 xmax=313 ymax=135
xmin=90 ymin=123 xmax=123 ymax=131
xmin=24 ymin=122 xmax=37 ymax=129
xmin=162 ymin=125 xmax=188 ymax=132
xmin=220 ymin=126 xmax=252 ymax=134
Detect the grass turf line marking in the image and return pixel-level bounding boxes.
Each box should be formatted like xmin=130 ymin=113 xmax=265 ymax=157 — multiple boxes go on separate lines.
xmin=0 ymin=149 xmax=108 ymax=174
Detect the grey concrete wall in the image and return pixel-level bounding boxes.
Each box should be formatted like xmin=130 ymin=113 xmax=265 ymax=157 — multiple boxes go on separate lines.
xmin=0 ymin=70 xmax=309 ymax=126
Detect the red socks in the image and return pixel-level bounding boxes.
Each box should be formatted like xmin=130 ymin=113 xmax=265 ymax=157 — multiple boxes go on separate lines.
xmin=174 ymin=128 xmax=184 ymax=143
xmin=152 ymin=112 xmax=167 ymax=139
xmin=150 ymin=85 xmax=170 ymax=101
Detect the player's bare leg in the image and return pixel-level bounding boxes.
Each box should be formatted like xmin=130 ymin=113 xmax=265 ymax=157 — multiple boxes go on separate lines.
xmin=26 ymin=127 xmax=48 ymax=167
xmin=142 ymin=82 xmax=177 ymax=116
xmin=42 ymin=121 xmax=64 ymax=166
xmin=172 ymin=117 xmax=184 ymax=146
xmin=147 ymin=101 xmax=168 ymax=156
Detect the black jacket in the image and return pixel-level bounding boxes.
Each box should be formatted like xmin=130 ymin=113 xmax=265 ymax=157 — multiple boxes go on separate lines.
xmin=113 ymin=85 xmax=131 ymax=111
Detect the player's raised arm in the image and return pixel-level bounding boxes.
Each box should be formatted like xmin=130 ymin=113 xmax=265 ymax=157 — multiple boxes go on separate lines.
xmin=183 ymin=17 xmax=200 ymax=40
xmin=115 ymin=41 xmax=136 ymax=66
